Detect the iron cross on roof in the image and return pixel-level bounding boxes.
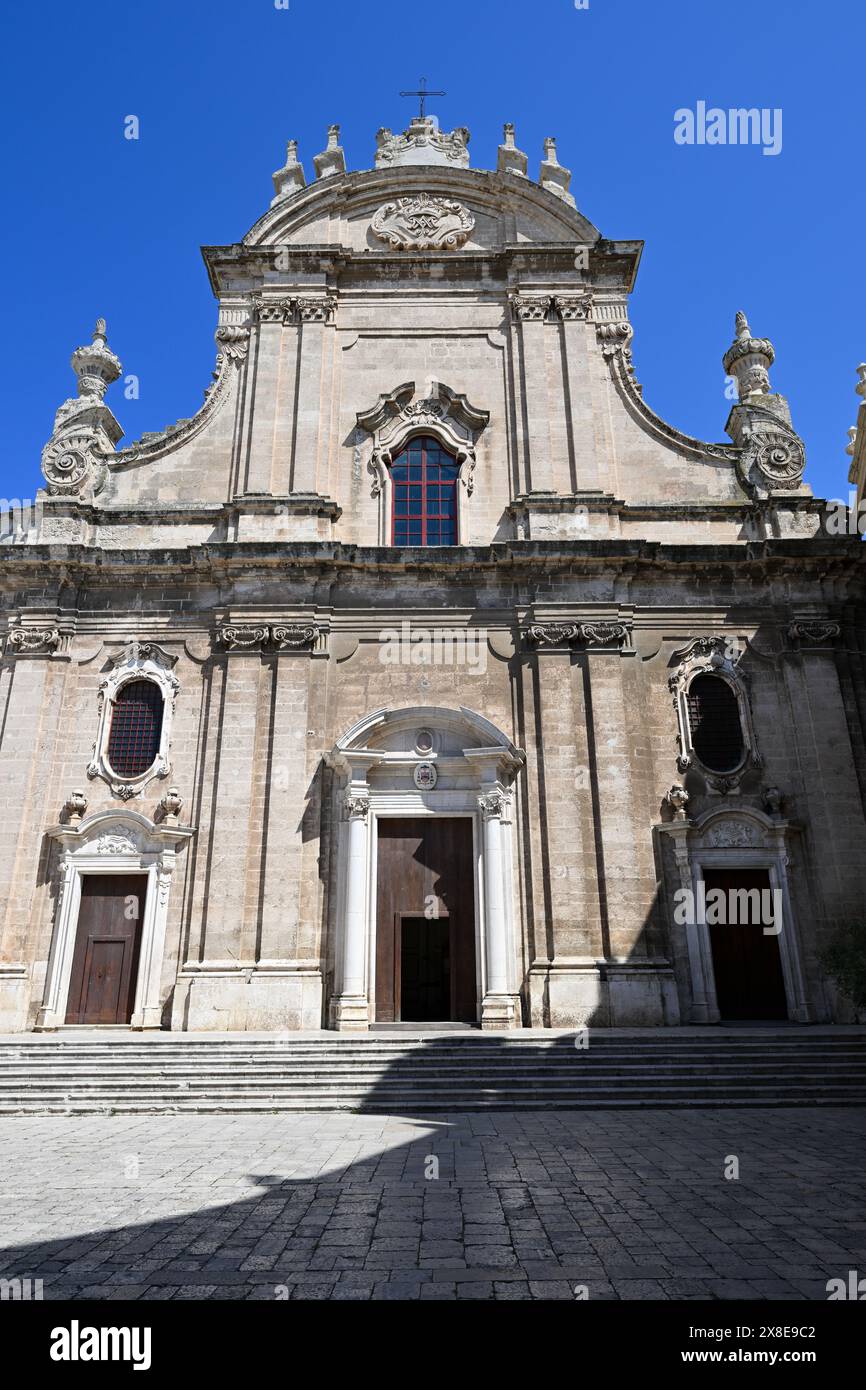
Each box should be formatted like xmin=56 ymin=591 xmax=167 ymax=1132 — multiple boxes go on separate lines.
xmin=399 ymin=77 xmax=446 ymax=120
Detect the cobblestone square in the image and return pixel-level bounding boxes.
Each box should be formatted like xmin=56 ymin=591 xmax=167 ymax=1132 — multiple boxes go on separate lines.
xmin=1 ymin=1108 xmax=864 ymax=1301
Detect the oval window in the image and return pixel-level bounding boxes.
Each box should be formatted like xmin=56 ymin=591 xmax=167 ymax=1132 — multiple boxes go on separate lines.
xmin=686 ymin=673 xmax=745 ymax=773
xmin=107 ymin=679 xmax=164 ymax=778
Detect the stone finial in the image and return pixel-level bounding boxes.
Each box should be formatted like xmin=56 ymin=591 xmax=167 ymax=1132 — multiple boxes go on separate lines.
xmin=665 ymin=784 xmax=690 ymax=820
xmin=314 ymin=124 xmax=347 ymax=180
xmin=856 ymin=363 xmax=866 ymax=400
xmin=722 ymin=311 xmax=775 ymax=401
xmin=762 ymin=785 xmax=784 ymax=818
xmin=374 ymin=117 xmax=469 ymax=169
xmin=497 ymin=122 xmax=527 ymax=178
xmin=847 ymin=425 xmax=858 ymax=457
xmin=539 ymin=136 xmax=575 ymax=207
xmin=70 ymin=320 xmax=122 ymax=401
xmin=156 ymin=787 xmax=184 ymax=825
xmin=41 ymin=320 xmax=124 ymax=497
xmin=723 ymin=312 xmax=807 ymax=492
xmin=271 ymin=139 xmax=306 ymax=205
xmin=62 ymin=790 xmax=88 ymax=825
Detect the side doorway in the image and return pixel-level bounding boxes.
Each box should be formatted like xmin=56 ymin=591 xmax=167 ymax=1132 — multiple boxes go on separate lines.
xmin=703 ymin=868 xmax=788 ymax=1021
xmin=65 ymin=874 xmax=147 ymax=1025
xmin=375 ymin=817 xmax=477 ymax=1024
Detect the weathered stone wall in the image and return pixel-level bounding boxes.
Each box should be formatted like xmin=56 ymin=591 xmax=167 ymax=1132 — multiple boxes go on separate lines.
xmin=2 ymin=123 xmax=863 ymax=1032
xmin=1 ymin=543 xmax=864 ymax=1031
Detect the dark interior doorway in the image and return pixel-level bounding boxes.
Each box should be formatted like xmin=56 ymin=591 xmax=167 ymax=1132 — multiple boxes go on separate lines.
xmin=65 ymin=874 xmax=146 ymax=1025
xmin=376 ymin=817 xmax=477 ymax=1023
xmin=400 ymin=916 xmax=450 ymax=1021
xmin=704 ymin=868 xmax=788 ymax=1021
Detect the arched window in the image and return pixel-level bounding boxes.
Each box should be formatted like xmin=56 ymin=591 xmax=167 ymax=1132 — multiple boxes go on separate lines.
xmin=106 ymin=680 xmax=164 ymax=778
xmin=686 ymin=673 xmax=745 ymax=773
xmin=390 ymin=436 xmax=459 ymax=545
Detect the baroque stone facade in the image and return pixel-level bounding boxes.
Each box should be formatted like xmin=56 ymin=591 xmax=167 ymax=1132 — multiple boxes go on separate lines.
xmin=1 ymin=115 xmax=864 ymax=1033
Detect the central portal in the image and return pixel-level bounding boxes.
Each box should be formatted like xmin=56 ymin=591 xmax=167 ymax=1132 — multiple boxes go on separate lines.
xmin=375 ymin=817 xmax=477 ymax=1023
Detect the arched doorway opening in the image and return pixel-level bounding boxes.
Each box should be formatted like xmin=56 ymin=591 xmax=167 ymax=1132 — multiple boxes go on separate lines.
xmin=326 ymin=706 xmax=526 ymax=1032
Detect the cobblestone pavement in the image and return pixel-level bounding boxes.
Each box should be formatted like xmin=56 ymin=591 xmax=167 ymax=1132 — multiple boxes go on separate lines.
xmin=1 ymin=1109 xmax=864 ymax=1301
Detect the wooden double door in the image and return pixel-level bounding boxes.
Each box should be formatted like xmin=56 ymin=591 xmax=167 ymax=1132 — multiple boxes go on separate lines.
xmin=375 ymin=818 xmax=477 ymax=1023
xmin=704 ymin=869 xmax=788 ymax=1020
xmin=65 ymin=875 xmax=146 ymax=1025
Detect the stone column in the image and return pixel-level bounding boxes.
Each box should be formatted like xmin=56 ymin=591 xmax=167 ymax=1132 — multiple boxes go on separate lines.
xmin=331 ymin=788 xmax=371 ymax=1031
xmin=479 ymin=789 xmax=519 ymax=1029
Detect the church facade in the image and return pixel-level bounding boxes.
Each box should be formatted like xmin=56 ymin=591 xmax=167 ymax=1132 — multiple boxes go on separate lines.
xmin=1 ymin=115 xmax=864 ymax=1035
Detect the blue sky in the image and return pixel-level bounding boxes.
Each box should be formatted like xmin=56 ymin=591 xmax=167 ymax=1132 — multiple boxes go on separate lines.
xmin=1 ymin=0 xmax=862 ymax=505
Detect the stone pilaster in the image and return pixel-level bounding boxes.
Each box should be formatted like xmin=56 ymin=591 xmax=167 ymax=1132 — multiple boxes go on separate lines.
xmin=509 ymin=296 xmax=555 ymax=493
xmin=522 ymin=629 xmax=601 ymax=1027
xmin=0 ymin=634 xmax=69 ymax=1030
xmin=242 ymin=317 xmax=284 ymax=495
xmin=558 ymin=313 xmax=600 ymax=492
xmin=781 ymin=625 xmax=866 ymax=919
xmin=290 ymin=300 xmax=336 ymax=495
xmin=196 ymin=631 xmax=265 ymax=966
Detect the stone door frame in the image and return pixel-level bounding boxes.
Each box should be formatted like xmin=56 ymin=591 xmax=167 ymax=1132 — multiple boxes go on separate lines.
xmin=39 ymin=811 xmax=194 ymax=1030
xmin=368 ymin=804 xmax=487 ymax=1028
xmin=326 ymin=705 xmax=525 ymax=1031
xmin=660 ymin=807 xmax=811 ymax=1024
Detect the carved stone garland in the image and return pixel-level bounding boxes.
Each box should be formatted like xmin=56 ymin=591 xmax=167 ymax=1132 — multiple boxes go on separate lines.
xmin=6 ymin=626 xmax=62 ymax=656
xmin=371 ymin=195 xmax=475 ymax=251
xmin=787 ymin=621 xmax=841 ymax=647
xmin=218 ymin=625 xmax=321 ymax=652
xmin=524 ymin=622 xmax=630 ymax=649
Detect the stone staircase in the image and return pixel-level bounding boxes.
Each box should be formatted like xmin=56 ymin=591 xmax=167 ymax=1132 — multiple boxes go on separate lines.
xmin=1 ymin=1029 xmax=865 ymax=1113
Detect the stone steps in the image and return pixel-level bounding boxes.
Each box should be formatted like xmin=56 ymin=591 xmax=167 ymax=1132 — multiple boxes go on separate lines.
xmin=0 ymin=1031 xmax=864 ymax=1112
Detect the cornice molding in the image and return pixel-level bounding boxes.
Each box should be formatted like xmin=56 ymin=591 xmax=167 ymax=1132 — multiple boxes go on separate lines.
xmin=596 ymin=317 xmax=741 ymax=466
xmin=111 ymin=329 xmax=248 ymax=468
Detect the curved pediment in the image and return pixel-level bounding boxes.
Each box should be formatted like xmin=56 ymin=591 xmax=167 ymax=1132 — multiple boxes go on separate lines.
xmin=241 ymin=166 xmax=601 ymax=254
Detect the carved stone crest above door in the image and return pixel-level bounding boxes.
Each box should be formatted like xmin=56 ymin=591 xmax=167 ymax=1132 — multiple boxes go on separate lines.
xmin=370 ymin=194 xmax=475 ymax=250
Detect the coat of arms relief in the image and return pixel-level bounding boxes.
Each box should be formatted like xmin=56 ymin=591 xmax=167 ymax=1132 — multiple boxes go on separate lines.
xmin=370 ymin=194 xmax=475 ymax=250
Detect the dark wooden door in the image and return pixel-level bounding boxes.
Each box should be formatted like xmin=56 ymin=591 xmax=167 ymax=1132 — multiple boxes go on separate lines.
xmin=376 ymin=818 xmax=476 ymax=1023
xmin=704 ymin=869 xmax=788 ymax=1020
xmin=65 ymin=875 xmax=146 ymax=1025
xmin=400 ymin=916 xmax=450 ymax=1021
